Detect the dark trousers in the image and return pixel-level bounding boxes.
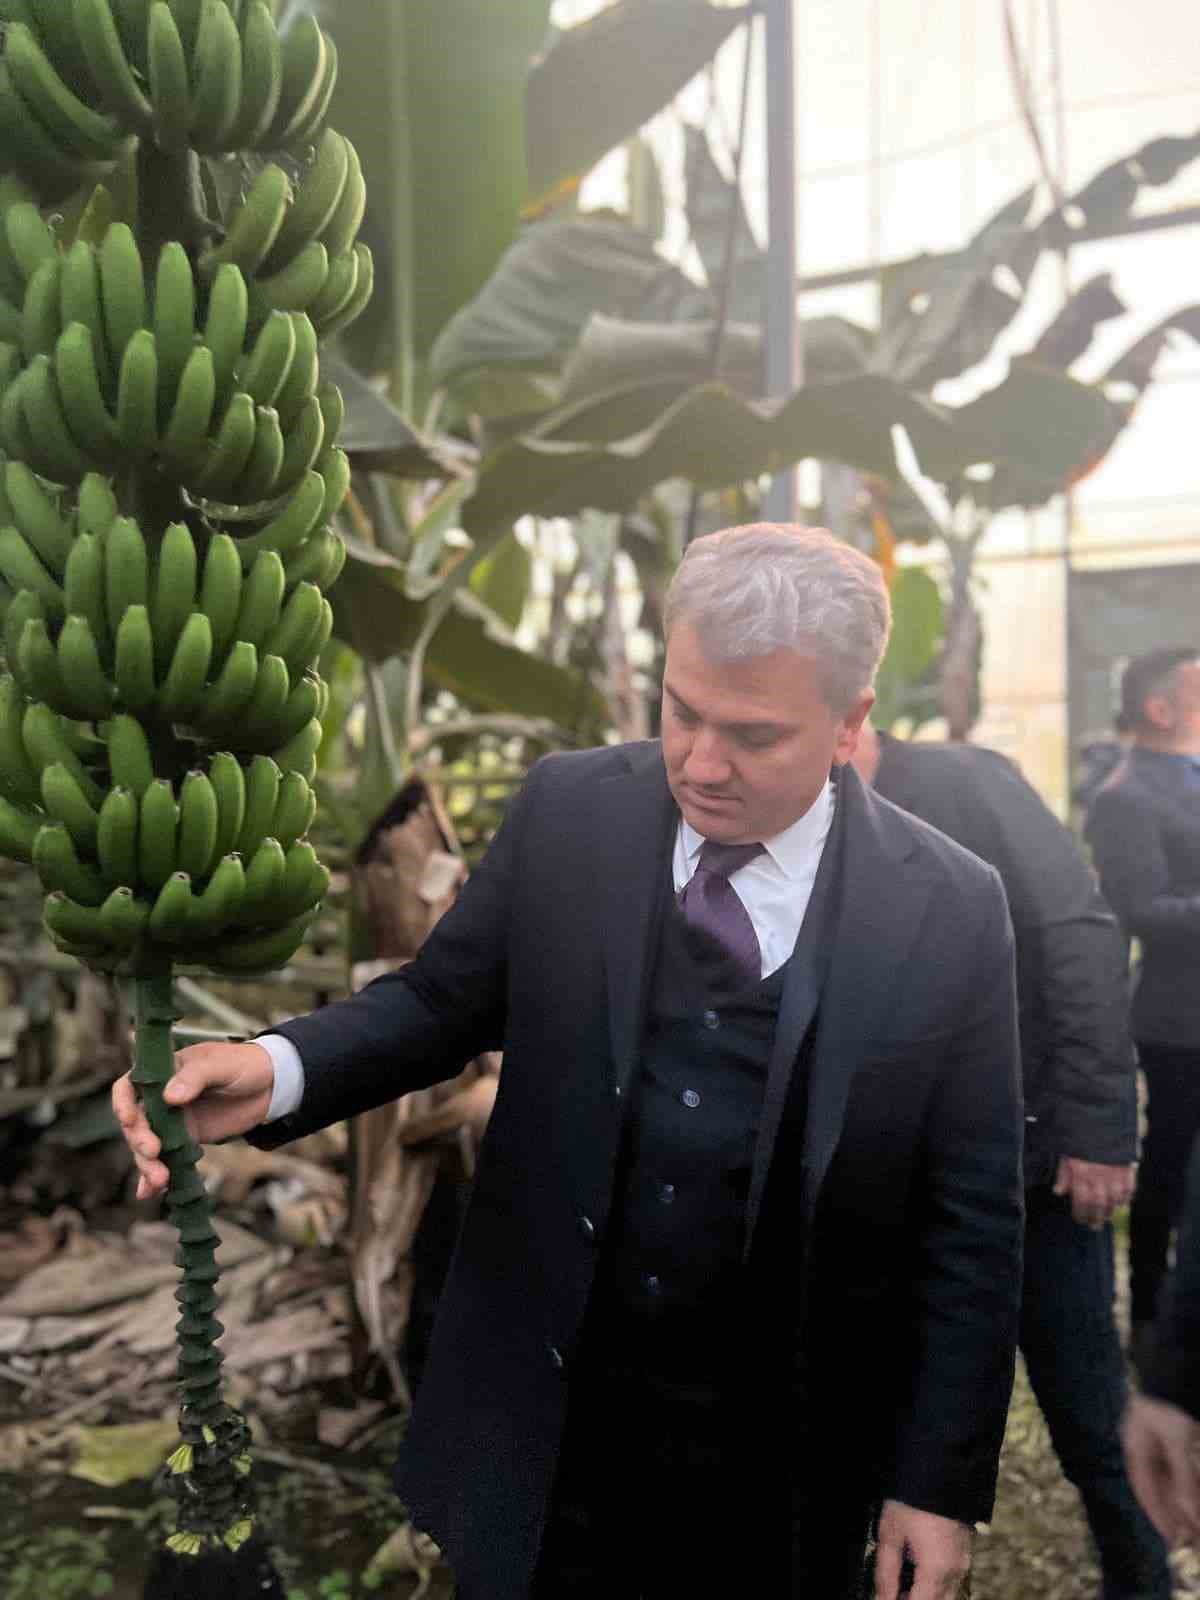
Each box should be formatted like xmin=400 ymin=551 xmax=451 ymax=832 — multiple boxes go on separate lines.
xmin=526 ymin=1352 xmax=871 ymax=1599
xmin=1021 ymin=1187 xmax=1171 ymax=1599
xmin=1131 ymin=1041 xmax=1200 ymax=1328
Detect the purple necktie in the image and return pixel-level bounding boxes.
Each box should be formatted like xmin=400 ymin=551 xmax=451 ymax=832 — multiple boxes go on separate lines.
xmin=678 ymin=839 xmax=765 ymax=988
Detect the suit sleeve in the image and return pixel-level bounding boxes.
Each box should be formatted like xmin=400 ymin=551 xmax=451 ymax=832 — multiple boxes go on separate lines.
xmin=960 ymin=759 xmax=1137 ymax=1166
xmin=250 ymin=756 xmax=544 ymax=1149
xmin=886 ymin=866 xmax=1024 ymax=1525
xmin=1143 ymin=1134 xmax=1200 ymax=1418
xmin=1088 ymin=782 xmax=1200 ymax=942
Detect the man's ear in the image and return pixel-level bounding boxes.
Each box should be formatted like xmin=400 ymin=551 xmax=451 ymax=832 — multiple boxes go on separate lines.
xmin=1144 ymin=692 xmax=1175 ymax=732
xmin=833 ymin=692 xmax=875 ymax=766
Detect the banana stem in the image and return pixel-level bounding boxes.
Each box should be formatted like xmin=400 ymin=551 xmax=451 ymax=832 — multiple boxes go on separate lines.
xmin=131 ymin=967 xmax=254 ymax=1548
xmin=134 ymin=143 xmax=213 ymax=262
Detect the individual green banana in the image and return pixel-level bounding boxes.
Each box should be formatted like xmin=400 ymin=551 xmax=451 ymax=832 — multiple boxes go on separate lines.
xmin=203 ymin=261 xmax=248 ymax=407
xmin=284 ymin=30 xmax=337 ymax=152
xmin=113 ymin=603 xmax=156 ymax=711
xmin=242 ymin=652 xmax=288 ymax=744
xmin=27 ymin=0 xmax=97 ymax=97
xmin=233 ymin=547 xmax=284 ymax=650
xmin=235 ymin=753 xmax=278 ymax=858
xmin=63 ymin=533 xmax=108 ymax=656
xmin=4 ymin=592 xmax=47 ymax=690
xmin=275 ymin=670 xmax=321 ymax=747
xmin=71 ymin=181 xmax=115 ymax=248
xmin=235 ymin=405 xmax=284 ymax=503
xmin=271 ymin=768 xmax=311 ymax=850
xmin=206 ymin=908 xmax=312 ymax=973
xmin=167 ymin=0 xmax=203 ymax=55
xmin=188 ymin=850 xmax=244 ymax=936
xmin=161 ymin=344 xmax=216 ymax=474
xmin=72 ymin=0 xmax=155 ymax=131
xmin=0 ymin=295 xmax=21 ymax=346
xmin=0 ymin=675 xmax=42 ymax=807
xmin=115 ymin=328 xmax=160 ymax=459
xmin=271 ymin=716 xmax=320 ymax=783
xmin=5 ymin=23 xmax=126 ymax=163
xmin=208 ymin=750 xmax=245 ymax=864
xmin=152 ymin=240 xmax=195 ymax=417
xmin=318 ymin=242 xmax=373 ymax=340
xmin=75 ymin=473 xmax=119 ymax=538
xmin=307 ymin=246 xmax=359 ymax=331
xmin=98 ymin=222 xmax=147 ymax=366
xmin=41 ymin=759 xmax=100 ymax=854
xmin=105 ymin=717 xmax=154 ymax=803
xmin=197 ymin=531 xmax=242 ymax=664
xmin=251 ymin=239 xmax=327 ymax=318
xmin=54 ymin=322 xmax=121 ymax=461
xmin=235 ymin=468 xmax=324 ymax=567
xmin=266 ymin=128 xmax=348 ymax=272
xmin=104 ymin=515 xmax=148 ymax=620
xmin=33 ymin=821 xmax=106 ymax=903
xmin=273 ymin=311 xmax=318 ymax=428
xmin=158 ymin=610 xmax=212 ymax=720
xmin=146 ymin=1 xmax=190 ymax=153
xmin=203 ymin=163 xmax=290 ymax=277
xmin=0 ymin=176 xmax=37 ymax=298
xmin=318 ymin=446 xmax=350 ymax=524
xmin=17 ymin=357 xmax=92 ymax=484
xmin=0 ymin=524 xmax=67 ymax=619
xmin=0 ymin=369 xmax=35 ymax=463
xmin=237 ymin=834 xmax=284 ymax=925
xmin=139 ymin=776 xmax=178 ymax=889
xmin=97 ymin=785 xmax=139 ymax=885
xmin=315 ymin=379 xmax=344 ymax=447
xmin=149 ymin=521 xmax=196 ymax=674
xmin=18 ymin=615 xmax=69 ymax=712
xmin=274 ymin=391 xmax=325 ymax=496
xmin=277 ymin=840 xmax=328 ymax=920
xmin=23 ymin=705 xmax=105 ymax=806
xmin=5 ymin=199 xmax=58 ymax=283
xmin=44 ymin=891 xmax=113 ymax=949
xmin=149 ymin=870 xmax=193 ymax=940
xmin=199 ymin=637 xmax=257 ymax=727
xmin=193 ymin=391 xmax=256 ymax=501
xmin=60 ymin=239 xmax=112 ymax=388
xmin=99 ymin=885 xmax=149 ymax=947
xmin=6 ymin=461 xmax=72 ymax=573
xmin=266 ymin=14 xmax=327 ymax=149
xmin=0 ymin=63 xmax=111 ymax=203
xmin=112 ymin=0 xmax=155 ymax=70
xmin=56 ymin=614 xmax=113 ymax=720
xmin=321 ymin=138 xmax=365 ymax=261
xmin=229 ymin=0 xmax=281 ymax=150
xmin=177 ymin=769 xmax=218 ymax=878
xmin=189 ymin=0 xmax=242 ymax=152
xmin=21 ymin=255 xmax=64 ymax=360
xmin=263 ymin=580 xmax=322 ymax=677
xmin=236 ymin=309 xmax=295 ymax=408
xmin=0 ymin=792 xmax=40 ymax=862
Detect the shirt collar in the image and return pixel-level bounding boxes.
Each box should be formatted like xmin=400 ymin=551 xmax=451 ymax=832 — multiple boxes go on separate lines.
xmin=679 ymin=776 xmax=835 ymax=880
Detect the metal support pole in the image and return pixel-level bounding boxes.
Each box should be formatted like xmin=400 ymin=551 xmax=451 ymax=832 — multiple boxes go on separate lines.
xmin=762 ymin=0 xmax=799 ymax=522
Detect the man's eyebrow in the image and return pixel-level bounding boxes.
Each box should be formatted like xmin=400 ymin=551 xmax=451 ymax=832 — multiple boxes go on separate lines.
xmin=665 ymin=685 xmax=786 ymax=737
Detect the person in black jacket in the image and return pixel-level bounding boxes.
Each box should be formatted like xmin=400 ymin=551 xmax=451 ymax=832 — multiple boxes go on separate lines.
xmin=114 ymin=527 xmax=1024 ymax=1600
xmin=854 ymin=725 xmax=1170 ymax=1600
xmin=1124 ymin=1135 xmax=1200 ymax=1548
xmin=1087 ymin=648 xmax=1200 ymax=1365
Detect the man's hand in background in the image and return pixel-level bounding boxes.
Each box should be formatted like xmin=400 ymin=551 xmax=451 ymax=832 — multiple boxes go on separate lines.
xmin=1054 ymin=1157 xmax=1136 ymax=1229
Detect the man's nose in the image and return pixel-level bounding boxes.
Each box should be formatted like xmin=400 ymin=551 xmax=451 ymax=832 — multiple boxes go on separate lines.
xmin=683 ymin=727 xmax=730 ymax=782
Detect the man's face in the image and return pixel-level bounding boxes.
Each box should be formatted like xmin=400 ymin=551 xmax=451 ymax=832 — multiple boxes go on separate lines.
xmin=661 ymin=620 xmax=872 ymax=843
xmin=1146 ymin=660 xmax=1200 ymax=750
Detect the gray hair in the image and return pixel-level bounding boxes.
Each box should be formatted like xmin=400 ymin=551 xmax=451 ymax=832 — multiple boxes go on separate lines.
xmin=664 ymin=524 xmax=891 ymax=712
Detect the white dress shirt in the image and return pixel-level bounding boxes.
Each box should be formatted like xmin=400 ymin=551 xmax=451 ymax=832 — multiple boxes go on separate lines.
xmin=262 ymin=778 xmax=836 ymax=1123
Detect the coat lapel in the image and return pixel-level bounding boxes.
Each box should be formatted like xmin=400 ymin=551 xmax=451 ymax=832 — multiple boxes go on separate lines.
xmin=596 ymin=743 xmax=677 ymax=1095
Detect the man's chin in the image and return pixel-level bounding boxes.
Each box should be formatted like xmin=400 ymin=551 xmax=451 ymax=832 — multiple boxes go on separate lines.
xmin=678 ymin=794 xmax=745 ymax=839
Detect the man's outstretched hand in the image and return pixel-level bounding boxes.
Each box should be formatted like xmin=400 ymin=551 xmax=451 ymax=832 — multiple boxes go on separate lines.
xmin=874 ymin=1500 xmax=972 ymax=1599
xmin=112 ymin=1041 xmax=277 ymax=1199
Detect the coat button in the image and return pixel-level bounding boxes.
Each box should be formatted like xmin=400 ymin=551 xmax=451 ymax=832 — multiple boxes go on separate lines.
xmin=578 ymin=1214 xmax=597 ymax=1244
xmin=702 ymin=1009 xmax=720 ymax=1030
xmin=644 ymin=1273 xmax=661 ymax=1296
xmin=681 ymin=1088 xmax=701 ymax=1109
xmin=546 ymin=1342 xmax=565 ymax=1372
xmin=659 ymin=1182 xmax=676 ymax=1204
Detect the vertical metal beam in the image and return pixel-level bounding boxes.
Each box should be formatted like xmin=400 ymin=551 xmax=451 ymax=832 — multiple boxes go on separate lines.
xmin=762 ymin=0 xmax=798 ymax=522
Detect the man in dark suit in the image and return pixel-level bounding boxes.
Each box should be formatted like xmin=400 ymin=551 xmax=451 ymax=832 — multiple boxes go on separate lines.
xmin=115 ymin=526 xmax=1024 ymax=1600
xmin=854 ymin=726 xmax=1170 ymax=1599
xmin=1087 ymin=648 xmax=1200 ymax=1366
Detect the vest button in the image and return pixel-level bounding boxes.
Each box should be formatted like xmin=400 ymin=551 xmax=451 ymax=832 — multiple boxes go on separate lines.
xmin=644 ymin=1274 xmax=661 ymax=1296
xmin=659 ymin=1182 xmax=676 ymax=1204
xmin=681 ymin=1088 xmax=701 ymax=1109
xmin=702 ymin=1009 xmax=720 ymax=1030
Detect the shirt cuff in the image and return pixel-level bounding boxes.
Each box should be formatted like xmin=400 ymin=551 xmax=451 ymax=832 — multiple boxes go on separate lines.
xmin=257 ymin=1034 xmax=305 ymax=1122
